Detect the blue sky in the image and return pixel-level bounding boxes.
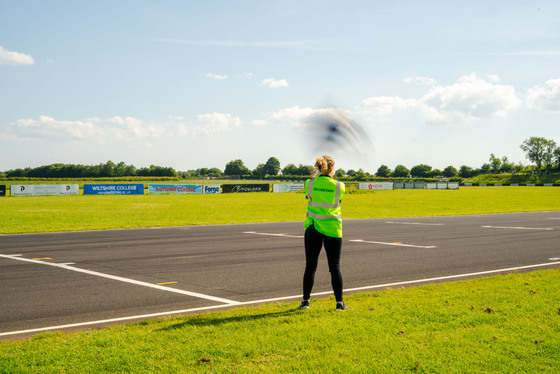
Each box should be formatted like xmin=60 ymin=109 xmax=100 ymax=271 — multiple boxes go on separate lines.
xmin=1 ymin=1 xmax=559 ymax=173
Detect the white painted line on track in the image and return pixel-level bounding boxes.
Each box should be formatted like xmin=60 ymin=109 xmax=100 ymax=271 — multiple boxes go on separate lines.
xmin=350 ymin=239 xmax=437 ymax=249
xmin=2 ymin=260 xmax=559 ymax=338
xmin=481 ymin=225 xmax=553 ymax=231
xmin=386 ymin=222 xmax=444 ymax=226
xmin=337 ymin=261 xmax=560 ymax=294
xmin=0 ymin=254 xmax=239 ymax=306
xmin=243 ymin=231 xmax=304 ymax=238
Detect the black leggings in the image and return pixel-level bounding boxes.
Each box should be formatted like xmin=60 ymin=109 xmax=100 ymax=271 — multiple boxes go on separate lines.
xmin=303 ymin=225 xmax=343 ymax=302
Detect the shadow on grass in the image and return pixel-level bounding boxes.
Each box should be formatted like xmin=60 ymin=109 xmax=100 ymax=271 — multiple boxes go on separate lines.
xmin=158 ymin=308 xmax=301 ymax=331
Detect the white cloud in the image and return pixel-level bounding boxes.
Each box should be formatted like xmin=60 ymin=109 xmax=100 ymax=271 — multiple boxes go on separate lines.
xmin=360 ymin=96 xmax=417 ymax=116
xmin=0 ymin=46 xmax=35 ymax=65
xmin=206 ymin=73 xmax=228 ymax=80
xmin=403 ymin=76 xmax=436 ymax=86
xmin=251 ymin=119 xmax=267 ymax=126
xmin=270 ymin=106 xmax=319 ymax=125
xmin=195 ymin=112 xmax=241 ymax=135
xmin=360 ymin=74 xmax=521 ymax=125
xmin=419 ymin=73 xmax=521 ymax=125
xmin=7 ymin=115 xmax=165 ymax=142
xmin=526 ymin=78 xmax=560 ymax=112
xmin=260 ymin=78 xmax=289 ymax=88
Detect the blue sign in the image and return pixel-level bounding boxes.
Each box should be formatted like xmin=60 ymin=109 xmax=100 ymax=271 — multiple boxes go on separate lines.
xmin=204 ymin=185 xmax=221 ymax=194
xmin=84 ymin=184 xmax=144 ymax=195
xmin=148 ymin=184 xmax=203 ymax=194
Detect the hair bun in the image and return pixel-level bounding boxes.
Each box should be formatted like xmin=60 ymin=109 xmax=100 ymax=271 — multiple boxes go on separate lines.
xmin=315 ymin=155 xmax=335 ymax=176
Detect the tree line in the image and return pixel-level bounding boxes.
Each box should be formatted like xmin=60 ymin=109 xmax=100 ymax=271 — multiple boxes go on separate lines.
xmin=2 ymin=137 xmax=558 ymax=180
xmin=1 ymin=161 xmax=177 ymax=179
xmin=182 ymin=137 xmax=560 ymax=180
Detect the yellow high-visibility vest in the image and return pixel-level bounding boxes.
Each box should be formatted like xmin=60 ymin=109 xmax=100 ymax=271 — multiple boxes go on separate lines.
xmin=304 ymin=176 xmax=345 ymax=238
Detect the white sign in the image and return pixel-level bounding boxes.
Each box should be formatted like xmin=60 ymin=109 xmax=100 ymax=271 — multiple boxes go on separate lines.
xmin=359 ymin=182 xmax=394 ymax=191
xmin=11 ymin=184 xmax=80 ymax=196
xmin=204 ymin=185 xmax=221 ymax=194
xmin=273 ymin=183 xmax=305 ymax=192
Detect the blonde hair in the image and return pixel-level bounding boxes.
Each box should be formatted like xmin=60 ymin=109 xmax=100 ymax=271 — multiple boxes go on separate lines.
xmin=314 ymin=155 xmax=335 ymax=177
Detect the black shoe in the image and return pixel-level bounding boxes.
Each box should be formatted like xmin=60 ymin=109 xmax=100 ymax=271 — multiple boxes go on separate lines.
xmin=299 ymin=300 xmax=310 ymax=309
xmin=336 ymin=302 xmax=349 ymax=311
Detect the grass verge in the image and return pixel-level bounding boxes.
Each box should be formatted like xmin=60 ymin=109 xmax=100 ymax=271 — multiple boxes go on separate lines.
xmin=1 ymin=187 xmax=559 ymax=234
xmin=1 ymin=187 xmax=559 ymax=372
xmin=1 ymin=269 xmax=559 ymax=373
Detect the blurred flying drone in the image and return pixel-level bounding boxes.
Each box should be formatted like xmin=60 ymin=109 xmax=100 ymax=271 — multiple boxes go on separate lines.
xmin=305 ymin=107 xmax=372 ymax=156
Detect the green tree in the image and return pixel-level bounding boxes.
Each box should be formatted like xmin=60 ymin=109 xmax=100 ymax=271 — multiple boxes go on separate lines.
xmin=282 ymin=164 xmax=298 ymax=175
xmin=208 ymin=167 xmax=222 ymax=176
xmin=410 ymin=164 xmax=432 ymax=178
xmin=297 ymin=164 xmax=314 ymax=176
xmin=334 ymin=169 xmax=346 ymax=178
xmin=263 ymin=157 xmax=281 ymax=176
xmin=252 ymin=164 xmax=266 ymax=178
xmin=102 ymin=160 xmax=116 ymax=177
xmin=459 ymin=165 xmax=474 ymax=178
xmin=392 ymin=165 xmax=409 ymax=178
xmin=225 ymin=159 xmax=251 ymax=177
xmin=137 ymin=165 xmax=177 ymax=177
xmin=442 ymin=166 xmax=458 ymax=178
xmin=500 ymin=156 xmax=514 ymax=173
xmin=520 ymin=137 xmax=557 ymax=169
xmin=489 ymin=154 xmax=502 ymax=173
xmin=375 ymin=165 xmax=391 ymax=178
xmin=354 ymin=169 xmax=371 ymax=181
xmin=554 ymin=147 xmax=560 ymax=169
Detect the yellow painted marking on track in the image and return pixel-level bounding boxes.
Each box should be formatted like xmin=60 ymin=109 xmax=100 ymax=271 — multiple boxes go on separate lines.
xmin=392 ymin=242 xmax=402 ymax=244
xmin=32 ymin=257 xmax=52 ymax=261
xmin=157 ymin=281 xmax=178 ymax=285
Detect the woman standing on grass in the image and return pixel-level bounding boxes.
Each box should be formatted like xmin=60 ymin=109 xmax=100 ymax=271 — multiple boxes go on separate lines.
xmin=300 ymin=155 xmax=348 ymax=311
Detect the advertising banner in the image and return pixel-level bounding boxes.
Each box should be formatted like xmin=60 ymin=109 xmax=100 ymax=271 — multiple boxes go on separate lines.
xmin=148 ymin=184 xmax=202 ymax=194
xmin=204 ymin=185 xmax=221 ymax=194
xmin=426 ymin=183 xmax=460 ymax=190
xmin=273 ymin=183 xmax=305 ymax=193
xmin=359 ymin=182 xmax=394 ymax=190
xmin=222 ymin=184 xmax=270 ymax=193
xmin=0 ymin=185 xmax=5 ymax=196
xmin=84 ymin=184 xmax=144 ymax=195
xmin=11 ymin=184 xmax=79 ymax=196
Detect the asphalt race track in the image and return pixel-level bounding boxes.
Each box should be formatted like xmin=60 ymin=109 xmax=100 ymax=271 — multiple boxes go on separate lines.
xmin=1 ymin=212 xmax=559 ymax=339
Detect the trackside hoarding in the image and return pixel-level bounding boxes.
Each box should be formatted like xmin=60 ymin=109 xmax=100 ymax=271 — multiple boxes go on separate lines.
xmin=0 ymin=185 xmax=5 ymax=196
xmin=11 ymin=184 xmax=79 ymax=196
xmin=359 ymin=182 xmax=394 ymax=190
xmin=222 ymin=184 xmax=270 ymax=193
xmin=204 ymin=185 xmax=221 ymax=194
xmin=84 ymin=184 xmax=144 ymax=195
xmin=273 ymin=183 xmax=305 ymax=192
xmin=148 ymin=184 xmax=202 ymax=194
xmin=427 ymin=183 xmax=460 ymax=190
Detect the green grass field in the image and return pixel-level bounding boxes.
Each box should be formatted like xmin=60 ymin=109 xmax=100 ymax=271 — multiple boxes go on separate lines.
xmin=1 ymin=187 xmax=559 ymax=234
xmin=1 ymin=187 xmax=559 ymax=372
xmin=1 ymin=270 xmax=558 ymax=373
